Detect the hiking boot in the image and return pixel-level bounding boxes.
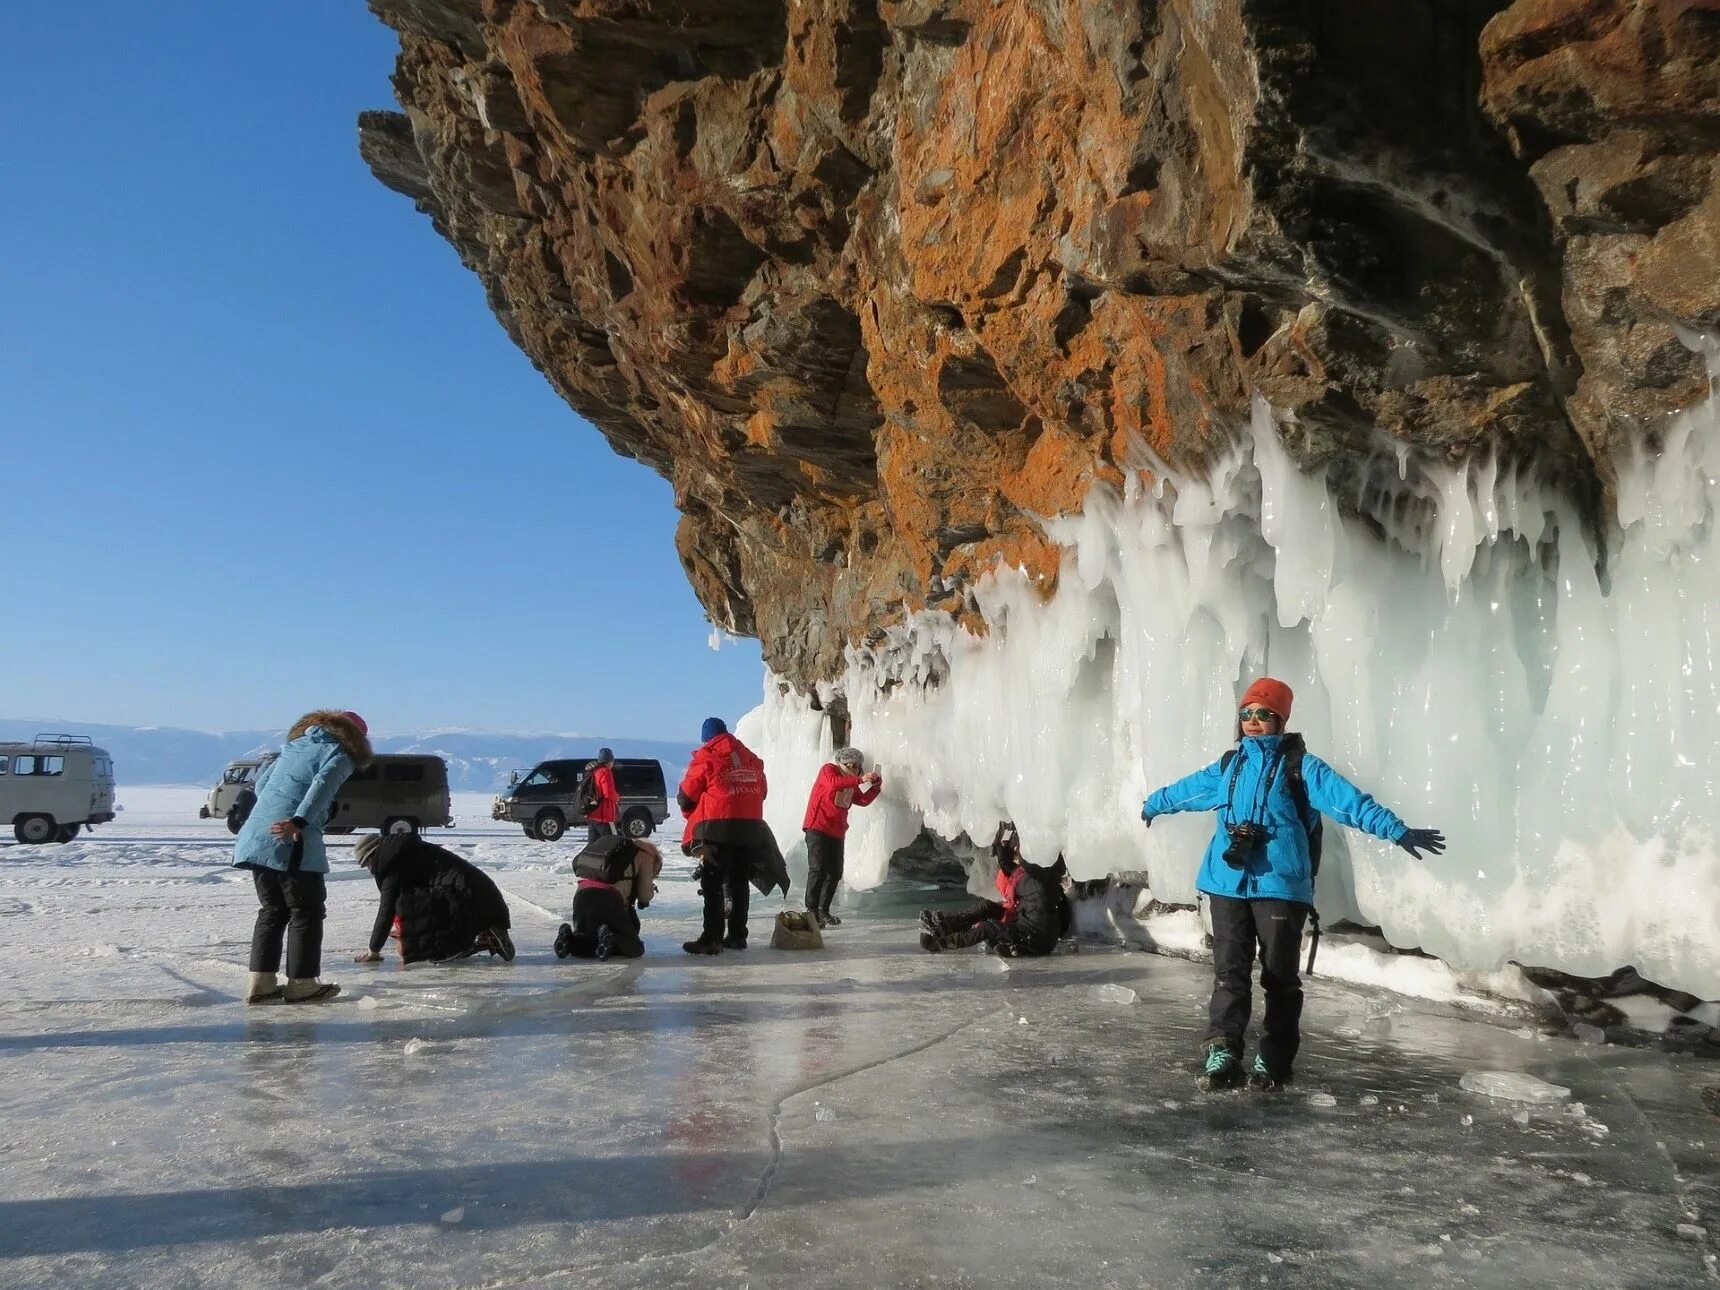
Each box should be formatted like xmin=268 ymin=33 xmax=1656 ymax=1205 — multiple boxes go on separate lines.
xmin=488 ymin=928 xmax=516 ymax=962
xmin=821 ymin=912 xmax=841 ymax=926
xmin=918 ymin=910 xmax=945 ymax=937
xmin=919 ymin=930 xmax=943 ymax=953
xmin=594 ymin=926 xmax=615 ymax=961
xmin=1247 ymin=1056 xmax=1288 ymax=1092
xmin=245 ymin=972 xmax=283 ymax=1005
xmin=283 ymin=979 xmax=340 ymax=1004
xmin=721 ymin=935 xmax=747 ymax=950
xmin=683 ymin=938 xmax=722 ymax=956
xmin=554 ymin=924 xmax=575 ymax=960
xmin=1196 ymin=1042 xmax=1244 ymax=1093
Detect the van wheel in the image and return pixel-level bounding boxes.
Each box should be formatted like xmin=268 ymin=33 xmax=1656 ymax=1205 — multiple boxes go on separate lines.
xmin=384 ymin=817 xmax=419 ymax=836
xmin=13 ymin=815 xmax=56 ymax=845
xmin=533 ymin=811 xmax=566 ymax=842
xmin=623 ymin=810 xmax=653 ymax=840
xmin=226 ymin=810 xmax=244 ymax=836
xmin=55 ymin=824 xmax=80 ymax=843
xmin=521 ymin=824 xmax=536 ymax=839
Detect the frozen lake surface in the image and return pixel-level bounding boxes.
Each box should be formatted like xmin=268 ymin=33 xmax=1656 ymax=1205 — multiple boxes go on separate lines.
xmin=1 ymin=788 xmax=1716 ymax=1287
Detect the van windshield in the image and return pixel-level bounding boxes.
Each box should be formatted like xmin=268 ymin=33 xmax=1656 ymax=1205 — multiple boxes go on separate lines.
xmin=518 ymin=767 xmax=557 ymax=789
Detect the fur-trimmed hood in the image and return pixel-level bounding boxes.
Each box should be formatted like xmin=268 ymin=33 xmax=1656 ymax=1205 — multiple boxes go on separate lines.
xmin=288 ymin=709 xmax=373 ymax=767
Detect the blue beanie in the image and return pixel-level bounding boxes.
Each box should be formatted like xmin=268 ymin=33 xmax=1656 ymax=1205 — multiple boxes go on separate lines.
xmin=701 ymin=717 xmax=727 ymax=742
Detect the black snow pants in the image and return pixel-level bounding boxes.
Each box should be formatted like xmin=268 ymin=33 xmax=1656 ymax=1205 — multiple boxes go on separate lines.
xmin=249 ymin=869 xmax=327 ymax=979
xmin=561 ymin=885 xmax=644 ymax=959
xmin=804 ymin=829 xmax=845 ymax=917
xmin=1206 ymin=895 xmax=1308 ymax=1075
xmin=699 ymin=843 xmax=751 ymax=945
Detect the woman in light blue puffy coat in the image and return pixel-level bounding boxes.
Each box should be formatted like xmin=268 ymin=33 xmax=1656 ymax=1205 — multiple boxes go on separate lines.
xmin=233 ymin=709 xmax=371 ymax=1004
xmin=1142 ymin=678 xmax=1444 ymax=1093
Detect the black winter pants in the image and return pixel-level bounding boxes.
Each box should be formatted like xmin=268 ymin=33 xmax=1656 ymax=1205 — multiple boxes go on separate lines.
xmin=1206 ymin=895 xmax=1307 ymax=1075
xmin=939 ymin=900 xmax=1056 ymax=956
xmin=562 ymin=886 xmax=644 ymax=958
xmin=699 ymin=844 xmax=751 ymax=944
xmin=804 ymin=829 xmax=845 ymax=916
xmin=249 ymin=869 xmax=326 ymax=979
xmin=587 ymin=822 xmax=618 ymax=844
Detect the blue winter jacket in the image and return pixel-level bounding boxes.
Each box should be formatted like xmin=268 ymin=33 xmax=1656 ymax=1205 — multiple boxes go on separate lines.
xmin=1142 ymin=733 xmax=1407 ymax=905
xmin=231 ymin=726 xmax=357 ymax=875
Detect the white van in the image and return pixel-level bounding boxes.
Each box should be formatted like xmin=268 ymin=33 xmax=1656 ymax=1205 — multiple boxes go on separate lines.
xmin=200 ymin=757 xmax=271 ymax=831
xmin=1 ymin=735 xmax=117 ymax=844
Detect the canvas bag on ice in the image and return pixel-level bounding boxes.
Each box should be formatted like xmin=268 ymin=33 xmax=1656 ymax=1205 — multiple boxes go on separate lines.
xmin=770 ymin=908 xmax=824 ymax=951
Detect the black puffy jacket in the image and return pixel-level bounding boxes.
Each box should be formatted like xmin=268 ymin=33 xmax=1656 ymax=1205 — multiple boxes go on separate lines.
xmin=366 ymin=836 xmax=511 ymax=961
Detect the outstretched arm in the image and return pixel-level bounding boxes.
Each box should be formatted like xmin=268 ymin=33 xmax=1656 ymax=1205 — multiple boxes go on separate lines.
xmin=1301 ymin=755 xmax=1410 ymax=843
xmin=1142 ymin=761 xmax=1227 ymax=822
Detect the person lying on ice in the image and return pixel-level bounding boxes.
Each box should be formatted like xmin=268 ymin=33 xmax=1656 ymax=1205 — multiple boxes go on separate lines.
xmin=801 ymin=746 xmax=882 ymax=928
xmin=555 ymin=836 xmax=664 ymax=960
xmin=1140 ymin=677 xmax=1445 ymax=1093
xmin=352 ymin=833 xmax=515 ymax=965
xmin=918 ymin=822 xmax=1069 ymax=957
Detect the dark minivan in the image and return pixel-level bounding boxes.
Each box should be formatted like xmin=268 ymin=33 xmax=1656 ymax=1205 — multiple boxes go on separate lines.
xmin=491 ymin=757 xmax=668 ymax=842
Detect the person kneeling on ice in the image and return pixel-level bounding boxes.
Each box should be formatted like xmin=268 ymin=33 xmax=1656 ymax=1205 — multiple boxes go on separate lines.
xmin=918 ymin=822 xmax=1069 ymax=957
xmin=352 ymin=833 xmax=515 ymax=965
xmin=1141 ymin=677 xmax=1445 ymax=1093
xmin=801 ymin=746 xmax=882 ymax=928
xmin=554 ymin=835 xmax=663 ymax=960
xmin=234 ymin=709 xmax=371 ymax=1004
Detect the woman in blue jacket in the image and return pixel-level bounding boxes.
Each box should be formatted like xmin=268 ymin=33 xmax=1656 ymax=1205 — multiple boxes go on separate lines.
xmin=233 ymin=709 xmax=371 ymax=1003
xmin=1142 ymin=678 xmax=1444 ymax=1092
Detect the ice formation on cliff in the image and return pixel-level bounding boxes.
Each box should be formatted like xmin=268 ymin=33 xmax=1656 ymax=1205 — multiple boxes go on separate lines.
xmin=740 ymin=346 xmax=1720 ymax=995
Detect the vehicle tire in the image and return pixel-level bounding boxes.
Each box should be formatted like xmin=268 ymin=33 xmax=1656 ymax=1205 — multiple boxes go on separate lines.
xmin=226 ymin=810 xmax=244 ymax=836
xmin=55 ymin=823 xmax=80 ymax=843
xmin=384 ymin=817 xmax=419 ymax=836
xmin=521 ymin=824 xmax=536 ymax=839
xmin=533 ymin=811 xmax=566 ymax=843
xmin=623 ymin=810 xmax=653 ymax=840
xmin=14 ymin=815 xmax=56 ymax=845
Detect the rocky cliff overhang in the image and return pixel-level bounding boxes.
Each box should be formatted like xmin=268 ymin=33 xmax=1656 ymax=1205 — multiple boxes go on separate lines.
xmin=361 ymin=0 xmax=1720 ymax=691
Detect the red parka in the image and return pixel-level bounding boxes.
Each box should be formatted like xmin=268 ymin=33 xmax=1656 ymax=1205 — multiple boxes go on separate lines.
xmin=677 ymin=732 xmax=767 ymax=821
xmin=586 ymin=764 xmax=620 ymax=824
xmin=995 ymin=862 xmax=1027 ymax=924
xmin=802 ymin=763 xmax=881 ymax=837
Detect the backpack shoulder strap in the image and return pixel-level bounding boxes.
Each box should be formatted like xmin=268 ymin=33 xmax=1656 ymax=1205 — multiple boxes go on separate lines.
xmin=1220 ymin=748 xmax=1237 ymax=772
xmin=1279 ymin=734 xmax=1312 ymax=816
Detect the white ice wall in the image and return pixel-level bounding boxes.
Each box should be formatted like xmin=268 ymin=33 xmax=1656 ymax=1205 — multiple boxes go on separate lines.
xmin=743 ymin=351 xmax=1720 ymax=996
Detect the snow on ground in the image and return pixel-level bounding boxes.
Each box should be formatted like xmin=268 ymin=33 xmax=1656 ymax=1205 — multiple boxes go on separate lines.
xmin=1 ymin=789 xmax=1717 ymax=1287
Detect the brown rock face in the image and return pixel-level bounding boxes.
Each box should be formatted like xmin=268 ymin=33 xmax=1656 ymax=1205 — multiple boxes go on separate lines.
xmin=361 ymin=0 xmax=1720 ymax=691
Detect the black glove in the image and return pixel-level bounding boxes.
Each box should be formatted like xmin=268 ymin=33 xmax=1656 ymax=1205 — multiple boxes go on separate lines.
xmin=1140 ymin=805 xmax=1153 ymax=825
xmin=1398 ymin=827 xmax=1445 ymax=859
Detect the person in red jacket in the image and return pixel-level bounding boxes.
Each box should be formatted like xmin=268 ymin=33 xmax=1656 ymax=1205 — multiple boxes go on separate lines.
xmin=678 ymin=717 xmax=788 ymax=954
xmin=583 ymin=747 xmax=621 ymax=843
xmin=801 ymin=747 xmax=882 ymax=928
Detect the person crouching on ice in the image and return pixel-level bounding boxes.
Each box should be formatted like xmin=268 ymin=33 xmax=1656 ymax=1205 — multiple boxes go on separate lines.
xmin=233 ymin=709 xmax=371 ymax=1004
xmin=801 ymin=746 xmax=882 ymax=928
xmin=351 ymin=833 xmax=515 ymax=965
xmin=1141 ymin=677 xmax=1445 ymax=1093
xmin=918 ymin=822 xmax=1068 ymax=958
xmin=555 ymin=837 xmax=664 ymax=960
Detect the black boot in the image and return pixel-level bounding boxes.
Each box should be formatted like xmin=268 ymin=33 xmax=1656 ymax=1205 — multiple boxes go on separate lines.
xmin=683 ymin=938 xmax=722 ymax=956
xmin=1196 ymin=1040 xmax=1245 ymax=1093
xmin=554 ymin=923 xmax=574 ymax=959
xmin=595 ymin=926 xmax=615 ymax=961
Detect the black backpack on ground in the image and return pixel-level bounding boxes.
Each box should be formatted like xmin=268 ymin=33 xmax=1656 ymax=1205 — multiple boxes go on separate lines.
xmin=573 ymin=834 xmax=637 ymax=884
xmin=1218 ymin=732 xmax=1324 ymax=973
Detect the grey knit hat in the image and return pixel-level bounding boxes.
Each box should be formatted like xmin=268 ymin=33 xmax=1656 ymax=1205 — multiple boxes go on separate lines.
xmin=833 ymin=746 xmax=865 ymax=768
xmin=354 ymin=834 xmax=384 ymax=867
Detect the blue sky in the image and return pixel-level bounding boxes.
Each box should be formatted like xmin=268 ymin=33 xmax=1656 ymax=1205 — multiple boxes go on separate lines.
xmin=0 ymin=2 xmax=763 ymax=741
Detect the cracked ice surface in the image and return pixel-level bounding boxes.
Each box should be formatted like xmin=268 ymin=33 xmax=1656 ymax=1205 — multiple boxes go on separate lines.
xmin=0 ymin=790 xmax=1716 ymax=1287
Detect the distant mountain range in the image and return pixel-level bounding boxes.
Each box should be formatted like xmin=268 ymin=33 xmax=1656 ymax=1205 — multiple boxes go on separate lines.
xmin=0 ymin=720 xmax=694 ymax=791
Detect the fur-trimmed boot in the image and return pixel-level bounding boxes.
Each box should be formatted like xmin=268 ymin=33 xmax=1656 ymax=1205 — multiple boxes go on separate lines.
xmin=246 ymin=972 xmax=283 ymax=1005
xmin=284 ymin=978 xmax=341 ymax=1004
